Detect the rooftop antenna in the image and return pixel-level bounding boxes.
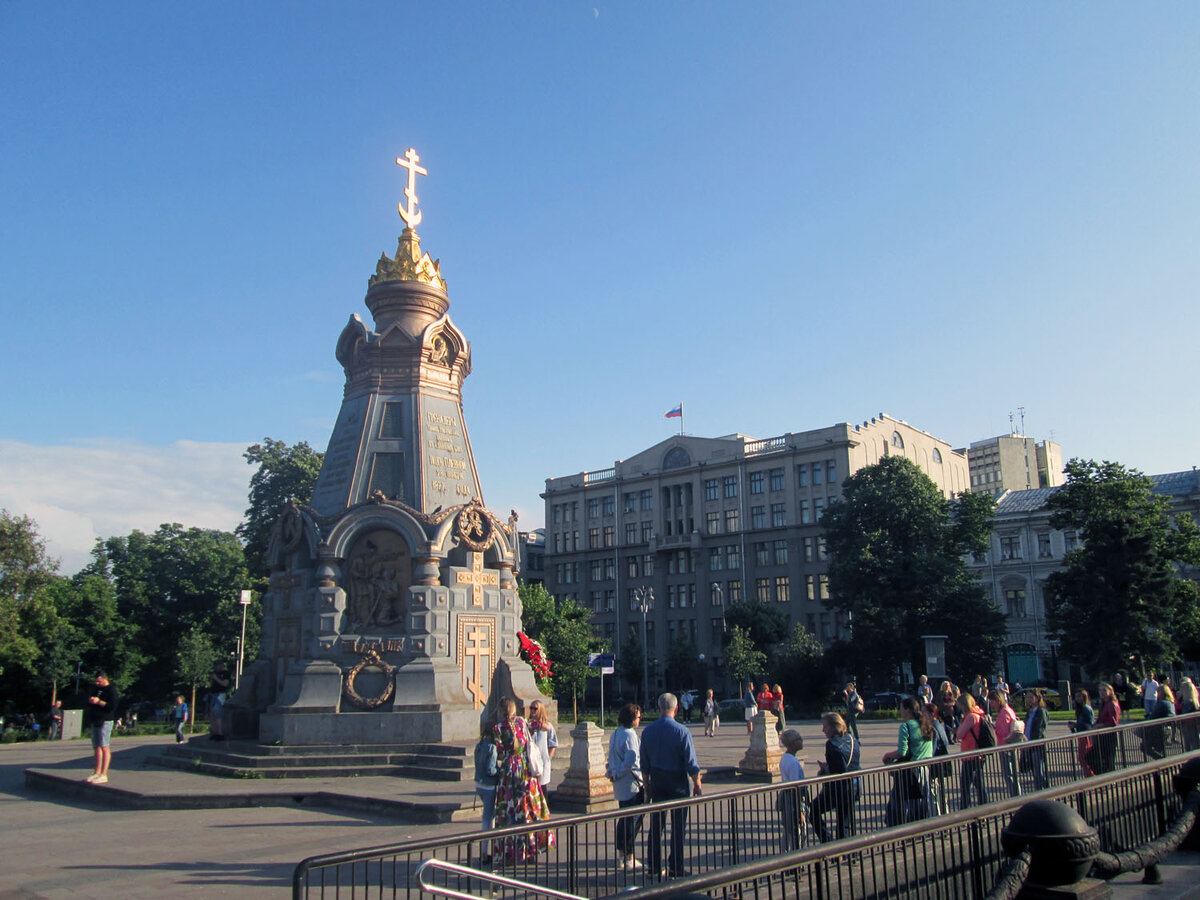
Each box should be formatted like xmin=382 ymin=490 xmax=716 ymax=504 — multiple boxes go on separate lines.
xmin=1008 ymin=411 xmax=1015 ymax=436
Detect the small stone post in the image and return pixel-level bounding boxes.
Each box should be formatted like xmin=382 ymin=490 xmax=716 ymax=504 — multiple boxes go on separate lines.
xmin=739 ymin=711 xmax=783 ymax=781
xmin=551 ymin=721 xmax=616 ymax=813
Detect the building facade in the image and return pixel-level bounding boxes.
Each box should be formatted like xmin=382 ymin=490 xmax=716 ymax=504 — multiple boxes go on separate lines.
xmin=969 ymin=469 xmax=1200 ymax=686
xmin=517 ymin=528 xmax=546 ymax=587
xmin=542 ymin=413 xmax=969 ymax=697
xmin=967 ymin=433 xmax=1064 ymax=497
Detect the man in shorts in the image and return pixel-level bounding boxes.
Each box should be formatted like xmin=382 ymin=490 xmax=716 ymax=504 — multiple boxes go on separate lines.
xmin=84 ymin=673 xmax=119 ymax=784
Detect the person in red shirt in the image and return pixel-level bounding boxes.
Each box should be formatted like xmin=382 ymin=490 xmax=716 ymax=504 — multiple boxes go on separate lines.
xmin=756 ymin=683 xmax=774 ymax=713
xmin=955 ymin=693 xmax=989 ymax=809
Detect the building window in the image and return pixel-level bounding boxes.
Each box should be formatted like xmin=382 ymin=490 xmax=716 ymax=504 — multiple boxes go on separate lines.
xmin=1064 ymin=531 xmax=1078 ymax=552
xmin=812 ymin=464 xmax=823 ymax=486
xmin=627 ymin=556 xmax=639 ymax=578
xmin=803 ymin=537 xmax=815 ymax=563
xmin=775 ymin=576 xmax=790 ymax=603
xmin=1000 ymin=535 xmax=1022 ymax=561
xmin=589 ymin=591 xmax=602 ymax=611
xmin=817 ymin=536 xmax=827 ymax=561
xmin=932 ymin=448 xmax=943 ymax=464
xmin=603 ymin=496 xmax=615 ymax=516
xmin=572 ymin=531 xmax=581 ymax=551
xmin=723 ymin=476 xmax=739 ymax=498
xmin=751 ymin=505 xmax=765 ymax=528
xmin=625 ymin=523 xmax=637 ymax=544
xmin=704 ymin=479 xmax=719 ymax=501
xmin=797 ymin=464 xmax=809 ymax=487
xmin=800 ymin=500 xmax=811 ymax=524
xmin=1037 ymin=533 xmax=1052 ymax=558
xmin=727 ymin=580 xmax=742 ymax=602
xmin=553 ymin=533 xmax=562 ymax=553
xmin=603 ymin=525 xmax=615 ymax=547
xmin=826 ymin=459 xmax=838 ymax=483
xmin=806 ymin=574 xmax=816 ymax=600
xmin=756 ymin=578 xmax=770 ymax=602
xmin=645 ymin=621 xmax=656 ymax=649
xmin=724 ymin=508 xmax=740 ymax=532
xmin=770 ymin=468 xmax=785 ymax=492
xmin=774 ymin=539 xmax=788 ymax=565
xmin=814 ymin=498 xmax=825 ymax=521
xmin=1006 ymin=588 xmax=1027 ymax=618
xmin=623 ymin=492 xmax=636 ymax=513
xmin=750 ymin=471 xmax=765 ymax=494
xmin=892 ymin=431 xmax=905 ymax=449
xmin=588 ymin=528 xmax=600 ymax=549
xmin=706 ymin=511 xmax=721 ymax=534
xmin=640 ymin=489 xmax=653 ymax=511
xmin=590 ymin=560 xmax=603 ymax=581
xmin=726 ymin=544 xmax=741 ymax=569
xmin=677 ymin=550 xmax=691 ymax=574
xmin=604 ymin=590 xmax=615 ymax=612
xmin=604 ymin=559 xmax=615 ymax=580
xmin=818 ymin=573 xmax=830 ymax=600
xmin=587 ymin=498 xmax=600 ymax=518
xmin=754 ymin=542 xmax=769 ymax=566
xmin=641 ymin=521 xmax=654 ymax=542
xmin=710 ymin=547 xmax=724 ymax=571
xmin=710 ymin=584 xmax=723 ymax=605
xmin=771 ymin=503 xmax=786 ymax=527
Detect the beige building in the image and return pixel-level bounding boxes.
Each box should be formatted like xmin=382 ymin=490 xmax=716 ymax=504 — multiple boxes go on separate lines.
xmin=541 ymin=413 xmax=968 ymax=696
xmin=967 ymin=433 xmax=1063 ymax=497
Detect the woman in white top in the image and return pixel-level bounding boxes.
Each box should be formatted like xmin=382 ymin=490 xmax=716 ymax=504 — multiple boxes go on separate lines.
xmin=527 ymin=700 xmax=558 ymax=789
xmin=778 ymin=728 xmax=806 ymax=851
xmin=606 ymin=703 xmax=645 ymax=870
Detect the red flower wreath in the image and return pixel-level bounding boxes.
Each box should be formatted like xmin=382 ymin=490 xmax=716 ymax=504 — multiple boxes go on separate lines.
xmin=517 ymin=631 xmax=554 ymax=679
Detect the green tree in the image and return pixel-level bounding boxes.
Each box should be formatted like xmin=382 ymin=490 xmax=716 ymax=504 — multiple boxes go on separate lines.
xmin=1046 ymin=459 xmax=1200 ymax=676
xmin=724 ymin=599 xmax=788 ymax=651
xmin=775 ymin=623 xmax=832 ymax=715
xmin=518 ymin=582 xmax=595 ymax=718
xmin=616 ymin=628 xmax=646 ymax=704
xmin=822 ymin=456 xmax=1005 ymax=687
xmin=666 ymin=637 xmax=702 ymax=690
xmin=725 ymin=625 xmax=767 ymax=687
xmin=177 ymin=624 xmax=221 ymax=732
xmin=0 ymin=511 xmax=59 ymax=676
xmin=88 ymin=524 xmax=251 ymax=700
xmin=237 ymin=438 xmax=324 ymax=579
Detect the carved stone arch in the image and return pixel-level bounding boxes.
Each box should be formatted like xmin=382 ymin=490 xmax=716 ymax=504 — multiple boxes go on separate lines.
xmin=325 ymin=505 xmax=426 ymax=561
xmin=334 ymin=314 xmax=371 ymax=370
xmin=420 ymin=315 xmax=469 ymax=369
xmin=663 ymin=446 xmax=692 ymax=470
xmin=327 ymin=508 xmax=424 ymax=633
xmin=430 ymin=501 xmax=515 ymax=568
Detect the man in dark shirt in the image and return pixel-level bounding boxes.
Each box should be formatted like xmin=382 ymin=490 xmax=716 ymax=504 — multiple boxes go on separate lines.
xmin=640 ymin=692 xmax=702 ymax=878
xmin=83 ymin=673 xmax=119 ymax=784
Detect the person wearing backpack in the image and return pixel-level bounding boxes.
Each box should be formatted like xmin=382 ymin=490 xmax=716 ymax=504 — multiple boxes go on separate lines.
xmin=955 ymin=693 xmax=991 ymax=809
xmin=811 ymin=712 xmax=861 ymax=842
xmin=473 ymin=717 xmax=500 ymax=865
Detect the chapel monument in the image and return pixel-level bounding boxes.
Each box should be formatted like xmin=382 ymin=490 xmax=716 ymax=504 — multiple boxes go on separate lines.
xmin=228 ymin=149 xmax=547 ymax=745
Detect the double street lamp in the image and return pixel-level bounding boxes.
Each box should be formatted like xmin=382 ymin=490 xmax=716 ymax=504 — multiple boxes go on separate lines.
xmin=634 ymin=585 xmax=654 ymax=707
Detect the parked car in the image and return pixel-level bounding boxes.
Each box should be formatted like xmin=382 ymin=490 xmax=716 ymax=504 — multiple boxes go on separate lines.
xmin=718 ymin=698 xmax=749 ymax=718
xmin=865 ymin=692 xmax=905 ymax=711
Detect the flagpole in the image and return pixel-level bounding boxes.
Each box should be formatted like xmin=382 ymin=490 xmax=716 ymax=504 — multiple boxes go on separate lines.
xmin=679 ymin=402 xmax=684 ymax=436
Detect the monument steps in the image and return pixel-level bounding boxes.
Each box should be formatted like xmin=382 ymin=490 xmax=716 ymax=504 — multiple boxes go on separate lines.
xmin=153 ymin=740 xmax=470 ymax=782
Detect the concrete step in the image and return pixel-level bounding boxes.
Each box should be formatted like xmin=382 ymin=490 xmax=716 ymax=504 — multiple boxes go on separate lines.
xmin=154 ymin=741 xmax=470 ymax=781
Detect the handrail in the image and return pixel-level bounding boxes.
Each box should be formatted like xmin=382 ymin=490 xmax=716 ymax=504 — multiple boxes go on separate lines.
xmin=414 ymin=859 xmax=585 ymax=900
xmin=292 ymin=710 xmax=1200 ymax=898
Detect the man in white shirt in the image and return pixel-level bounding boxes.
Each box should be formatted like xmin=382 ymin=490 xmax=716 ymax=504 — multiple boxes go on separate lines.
xmin=1142 ymin=672 xmax=1160 ymax=714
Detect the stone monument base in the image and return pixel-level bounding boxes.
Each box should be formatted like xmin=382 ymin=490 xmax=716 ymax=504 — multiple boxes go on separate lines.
xmin=550 ymin=721 xmax=616 ymax=814
xmin=259 ymin=705 xmax=481 ymax=745
xmin=739 ymin=711 xmax=783 ymax=781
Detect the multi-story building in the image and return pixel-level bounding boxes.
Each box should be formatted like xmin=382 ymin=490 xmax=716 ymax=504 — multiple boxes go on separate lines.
xmin=967 ymin=433 xmax=1063 ymax=497
xmin=970 ymin=469 xmax=1200 ymax=685
xmin=542 ymin=413 xmax=969 ymax=697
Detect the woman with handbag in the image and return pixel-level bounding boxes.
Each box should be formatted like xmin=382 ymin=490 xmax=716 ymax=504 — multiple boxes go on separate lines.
xmin=606 ymin=703 xmax=645 ymax=871
xmin=882 ymin=697 xmax=933 ymax=825
xmin=492 ymin=698 xmax=554 ymax=863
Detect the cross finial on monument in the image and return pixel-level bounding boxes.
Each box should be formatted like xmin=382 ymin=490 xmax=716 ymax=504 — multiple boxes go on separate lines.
xmin=396 ymin=147 xmax=427 ymax=229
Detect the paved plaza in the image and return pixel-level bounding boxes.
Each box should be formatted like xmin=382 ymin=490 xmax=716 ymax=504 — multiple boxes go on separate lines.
xmin=4 ymin=718 xmax=1199 ymax=898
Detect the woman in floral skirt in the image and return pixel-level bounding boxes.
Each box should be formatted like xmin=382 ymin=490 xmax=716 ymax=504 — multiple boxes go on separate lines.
xmin=493 ymin=697 xmax=555 ymax=862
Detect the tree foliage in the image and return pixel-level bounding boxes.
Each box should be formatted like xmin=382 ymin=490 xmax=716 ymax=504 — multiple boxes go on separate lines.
xmin=518 ymin=581 xmax=597 ymax=712
xmin=822 ymin=456 xmax=1005 ymax=687
xmin=725 ymin=625 xmax=767 ymax=686
xmin=775 ymin=623 xmax=834 ymax=714
xmin=666 ymin=637 xmax=702 ymax=691
xmin=87 ymin=524 xmax=252 ymax=701
xmin=1046 ymin=459 xmax=1200 ymax=676
xmin=0 ymin=510 xmax=59 ymax=676
xmin=724 ymin=599 xmax=788 ymax=650
xmin=237 ymin=438 xmax=324 ymax=579
xmin=616 ymin=628 xmax=646 ymax=703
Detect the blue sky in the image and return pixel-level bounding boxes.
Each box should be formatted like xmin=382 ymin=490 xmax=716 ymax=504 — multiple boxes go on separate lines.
xmin=3 ymin=4 xmax=1198 ymax=574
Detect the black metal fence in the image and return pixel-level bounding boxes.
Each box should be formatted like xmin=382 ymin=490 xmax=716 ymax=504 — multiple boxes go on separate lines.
xmin=292 ymin=711 xmax=1200 ymax=899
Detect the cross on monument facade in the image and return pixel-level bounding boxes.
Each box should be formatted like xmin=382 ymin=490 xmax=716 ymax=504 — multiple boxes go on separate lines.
xmin=461 ymin=623 xmax=492 ymax=709
xmin=395 ymin=147 xmax=427 ymax=229
xmin=455 ymin=551 xmax=499 ymax=607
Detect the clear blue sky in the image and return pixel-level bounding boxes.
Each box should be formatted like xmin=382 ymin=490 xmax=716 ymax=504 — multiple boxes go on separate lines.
xmin=3 ymin=4 xmax=1198 ymax=573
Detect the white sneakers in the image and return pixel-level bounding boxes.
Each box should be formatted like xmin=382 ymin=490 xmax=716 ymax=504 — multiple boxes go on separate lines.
xmin=618 ymin=856 xmax=643 ymax=870
xmin=85 ymin=774 xmax=109 ymax=784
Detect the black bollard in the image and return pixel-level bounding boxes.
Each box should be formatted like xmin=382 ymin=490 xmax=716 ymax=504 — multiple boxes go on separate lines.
xmin=999 ymin=800 xmax=1107 ymax=899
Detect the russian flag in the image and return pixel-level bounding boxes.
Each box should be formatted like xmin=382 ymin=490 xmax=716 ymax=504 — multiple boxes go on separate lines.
xmin=665 ymin=404 xmax=683 ymax=419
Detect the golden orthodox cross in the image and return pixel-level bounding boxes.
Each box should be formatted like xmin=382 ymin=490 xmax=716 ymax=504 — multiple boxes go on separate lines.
xmin=463 ymin=625 xmax=492 ymax=708
xmin=455 ymin=552 xmax=499 ymax=607
xmin=396 ymin=147 xmax=427 ymax=229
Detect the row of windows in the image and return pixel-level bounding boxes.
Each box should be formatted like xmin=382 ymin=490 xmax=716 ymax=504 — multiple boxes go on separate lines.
xmin=995 ymin=530 xmax=1077 ymax=562
xmin=558 ymin=537 xmax=827 ymax=585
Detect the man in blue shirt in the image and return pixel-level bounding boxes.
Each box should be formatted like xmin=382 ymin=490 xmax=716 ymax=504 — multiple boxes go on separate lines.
xmin=640 ymin=692 xmax=702 ymax=878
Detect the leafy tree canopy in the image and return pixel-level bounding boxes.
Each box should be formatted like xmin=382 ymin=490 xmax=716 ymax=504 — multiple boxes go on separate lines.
xmin=1046 ymin=459 xmax=1200 ymax=677
xmin=237 ymin=438 xmax=324 ymax=579
xmin=0 ymin=510 xmax=59 ymax=676
xmin=724 ymin=599 xmax=788 ymax=650
xmin=822 ymin=456 xmax=1004 ymax=687
xmin=518 ymin=581 xmax=598 ymax=713
xmin=725 ymin=625 xmax=767 ymax=687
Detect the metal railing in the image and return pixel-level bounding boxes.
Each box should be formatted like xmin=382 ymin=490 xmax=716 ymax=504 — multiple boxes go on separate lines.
xmin=292 ymin=711 xmax=1200 ymax=899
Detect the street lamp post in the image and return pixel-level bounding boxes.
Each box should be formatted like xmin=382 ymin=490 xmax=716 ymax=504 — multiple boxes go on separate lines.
xmin=634 ymin=586 xmax=654 ymax=707
xmin=712 ymin=582 xmax=725 ymax=633
xmin=236 ymin=590 xmax=253 ymax=690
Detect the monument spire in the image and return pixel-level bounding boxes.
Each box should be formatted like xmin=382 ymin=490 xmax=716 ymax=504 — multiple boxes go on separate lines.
xmin=369 ymin=146 xmax=446 ymax=293
xmin=395 ymin=147 xmax=426 ymax=230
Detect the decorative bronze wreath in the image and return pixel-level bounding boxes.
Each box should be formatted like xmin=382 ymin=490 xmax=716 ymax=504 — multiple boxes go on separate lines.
xmin=342 ymin=649 xmax=396 ymax=709
xmin=454 ymin=498 xmax=495 ymax=552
